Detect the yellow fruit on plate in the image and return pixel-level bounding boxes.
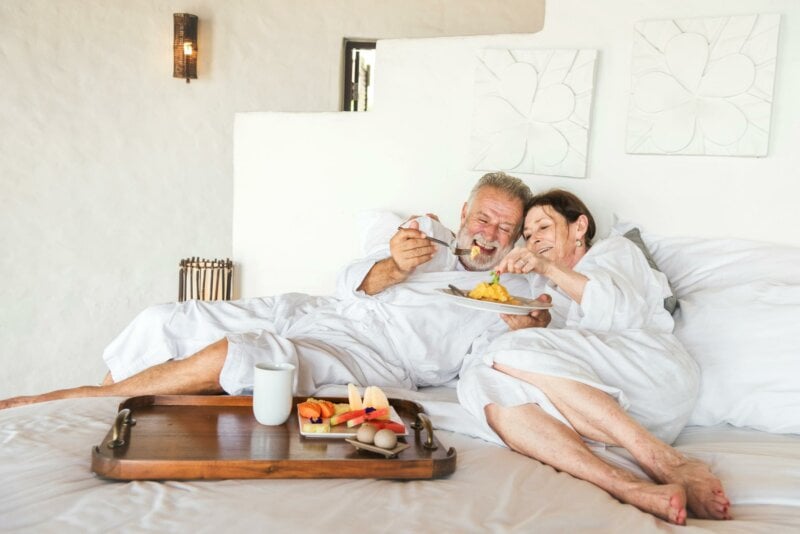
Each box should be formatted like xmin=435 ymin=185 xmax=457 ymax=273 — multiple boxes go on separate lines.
xmin=363 ymin=386 xmax=389 ymax=409
xmin=302 ymin=421 xmax=330 ymax=433
xmin=333 ymin=403 xmax=350 ymax=415
xmin=347 ymin=383 xmax=363 ymax=410
xmin=362 ymin=386 xmax=374 ymax=408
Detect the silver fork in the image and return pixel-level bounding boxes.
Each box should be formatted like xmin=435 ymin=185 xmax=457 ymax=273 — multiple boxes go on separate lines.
xmin=448 ymin=284 xmax=469 ymax=297
xmin=426 ymin=235 xmax=473 ymax=256
xmin=396 ymin=226 xmax=472 ymax=256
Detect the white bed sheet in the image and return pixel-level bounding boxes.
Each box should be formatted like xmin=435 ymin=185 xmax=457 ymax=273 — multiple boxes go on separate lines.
xmin=2 ymin=394 xmax=799 ymax=533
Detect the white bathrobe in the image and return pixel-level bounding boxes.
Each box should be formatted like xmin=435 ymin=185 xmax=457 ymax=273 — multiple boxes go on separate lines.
xmin=103 ymin=216 xmax=529 ymax=395
xmin=457 ymin=236 xmax=699 ymax=444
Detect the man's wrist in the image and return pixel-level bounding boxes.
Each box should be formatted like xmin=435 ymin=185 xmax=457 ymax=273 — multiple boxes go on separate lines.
xmin=358 ymin=257 xmax=408 ymax=295
xmin=387 ymin=258 xmax=410 ymax=284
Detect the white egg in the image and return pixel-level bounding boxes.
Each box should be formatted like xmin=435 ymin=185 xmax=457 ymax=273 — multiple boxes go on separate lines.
xmin=373 ymin=428 xmax=397 ymax=449
xmin=356 ymin=423 xmax=378 ymax=444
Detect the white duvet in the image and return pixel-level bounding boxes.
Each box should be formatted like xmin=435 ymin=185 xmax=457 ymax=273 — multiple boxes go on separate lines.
xmin=2 ymin=395 xmax=799 ymax=533
xmin=103 ymin=213 xmax=532 ymax=396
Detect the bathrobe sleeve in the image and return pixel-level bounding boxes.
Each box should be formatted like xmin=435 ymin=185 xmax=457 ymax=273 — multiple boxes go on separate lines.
xmin=571 ymin=237 xmax=674 ymax=333
xmin=334 ymin=215 xmax=459 ymax=299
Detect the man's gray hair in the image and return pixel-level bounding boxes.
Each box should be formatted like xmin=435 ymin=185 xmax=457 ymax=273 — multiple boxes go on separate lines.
xmin=467 ymin=171 xmax=532 ymax=209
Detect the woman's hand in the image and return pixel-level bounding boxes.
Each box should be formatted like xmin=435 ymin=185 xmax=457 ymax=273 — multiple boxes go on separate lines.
xmin=498 ymin=245 xmax=589 ymax=305
xmin=501 ymin=294 xmax=552 ymax=330
xmin=495 ymin=247 xmax=552 ymax=277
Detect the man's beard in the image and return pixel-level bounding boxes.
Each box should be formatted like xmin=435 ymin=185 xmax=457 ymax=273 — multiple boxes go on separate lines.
xmin=455 ymin=227 xmax=514 ymax=271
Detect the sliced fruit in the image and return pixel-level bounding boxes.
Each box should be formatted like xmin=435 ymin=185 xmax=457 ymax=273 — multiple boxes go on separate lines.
xmin=329 ymin=408 xmax=366 ymax=427
xmin=362 ymin=386 xmax=375 ymax=408
xmin=365 ymin=407 xmax=389 ymax=420
xmin=348 ymin=383 xmax=363 ymax=410
xmin=333 ymin=403 xmax=350 ymax=415
xmin=316 ymin=400 xmax=336 ymax=418
xmin=297 ymin=401 xmax=322 ymax=419
xmin=346 ymin=415 xmax=367 ymax=428
xmin=346 ymin=407 xmax=390 ymax=427
xmin=302 ymin=421 xmax=330 ymax=433
xmin=366 ymin=386 xmax=389 ymax=409
xmin=299 ymin=398 xmax=337 ymax=418
xmin=371 ymin=420 xmax=405 ymax=433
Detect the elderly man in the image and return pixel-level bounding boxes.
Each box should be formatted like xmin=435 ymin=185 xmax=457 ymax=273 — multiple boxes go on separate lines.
xmin=1 ymin=172 xmax=547 ymax=409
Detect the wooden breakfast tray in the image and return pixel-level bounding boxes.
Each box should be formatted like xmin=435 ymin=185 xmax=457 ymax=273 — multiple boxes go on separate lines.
xmin=91 ymin=395 xmax=456 ymax=480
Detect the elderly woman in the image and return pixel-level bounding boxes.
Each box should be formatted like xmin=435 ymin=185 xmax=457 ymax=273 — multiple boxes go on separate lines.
xmin=458 ymin=189 xmax=730 ymax=525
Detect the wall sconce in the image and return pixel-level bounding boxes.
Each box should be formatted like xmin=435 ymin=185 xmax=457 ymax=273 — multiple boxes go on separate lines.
xmin=173 ymin=13 xmax=198 ymax=83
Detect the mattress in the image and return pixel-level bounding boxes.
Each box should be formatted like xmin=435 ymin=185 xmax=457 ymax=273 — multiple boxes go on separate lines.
xmin=2 ymin=393 xmax=798 ymax=533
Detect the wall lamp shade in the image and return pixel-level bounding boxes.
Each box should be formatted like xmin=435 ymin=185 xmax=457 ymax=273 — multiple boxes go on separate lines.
xmin=173 ymin=13 xmax=198 ymax=83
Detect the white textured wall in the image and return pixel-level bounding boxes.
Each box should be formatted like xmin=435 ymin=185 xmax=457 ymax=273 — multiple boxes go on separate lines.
xmin=373 ymin=0 xmax=800 ymax=246
xmin=0 ymin=1 xmax=544 ymax=398
xmin=235 ymin=0 xmax=800 ymax=300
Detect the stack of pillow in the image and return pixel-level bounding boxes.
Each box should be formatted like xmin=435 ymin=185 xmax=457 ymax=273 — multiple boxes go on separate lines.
xmin=614 ymin=221 xmax=800 ymax=434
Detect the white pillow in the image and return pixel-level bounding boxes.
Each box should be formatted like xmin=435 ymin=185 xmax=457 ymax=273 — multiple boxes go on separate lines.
xmin=641 ymin=235 xmax=800 ymax=298
xmin=675 ymin=282 xmax=800 ymax=432
xmin=615 ymin=221 xmax=800 ymax=433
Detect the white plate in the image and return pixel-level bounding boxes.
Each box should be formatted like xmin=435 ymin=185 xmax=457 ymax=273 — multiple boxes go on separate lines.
xmin=298 ymin=405 xmax=408 ymax=438
xmin=436 ymin=287 xmax=552 ymax=315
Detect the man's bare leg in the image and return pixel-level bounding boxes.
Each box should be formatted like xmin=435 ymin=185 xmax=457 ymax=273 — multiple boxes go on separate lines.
xmin=486 ymin=403 xmax=688 ymax=525
xmin=0 ymin=339 xmax=228 ymax=410
xmin=493 ymin=363 xmax=731 ymax=520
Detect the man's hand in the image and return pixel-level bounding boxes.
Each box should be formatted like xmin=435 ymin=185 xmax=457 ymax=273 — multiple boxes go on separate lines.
xmin=390 ymin=220 xmax=436 ymax=274
xmin=357 ymin=219 xmax=436 ymax=295
xmin=501 ymin=294 xmax=552 ymax=330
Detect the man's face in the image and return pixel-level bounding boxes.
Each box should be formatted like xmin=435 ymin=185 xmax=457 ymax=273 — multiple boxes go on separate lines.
xmin=456 ymin=186 xmax=524 ymax=271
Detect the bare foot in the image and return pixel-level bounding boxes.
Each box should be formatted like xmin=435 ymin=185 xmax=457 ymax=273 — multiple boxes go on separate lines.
xmin=662 ymin=457 xmax=731 ymax=520
xmin=616 ymin=481 xmax=688 ymax=525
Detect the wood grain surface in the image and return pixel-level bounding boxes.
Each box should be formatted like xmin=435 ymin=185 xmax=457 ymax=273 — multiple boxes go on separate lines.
xmin=91 ymin=395 xmax=456 ymax=480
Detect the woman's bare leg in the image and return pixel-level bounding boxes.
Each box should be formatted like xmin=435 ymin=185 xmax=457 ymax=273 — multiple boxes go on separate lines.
xmin=0 ymin=339 xmax=228 ymax=410
xmin=494 ymin=363 xmax=731 ymax=520
xmin=486 ymin=402 xmax=688 ymax=525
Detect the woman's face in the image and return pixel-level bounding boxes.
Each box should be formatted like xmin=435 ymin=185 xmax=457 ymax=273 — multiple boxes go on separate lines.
xmin=522 ymin=205 xmax=586 ymax=269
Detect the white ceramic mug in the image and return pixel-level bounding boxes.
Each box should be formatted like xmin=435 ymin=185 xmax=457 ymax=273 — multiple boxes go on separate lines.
xmin=252 ymin=362 xmax=296 ymax=425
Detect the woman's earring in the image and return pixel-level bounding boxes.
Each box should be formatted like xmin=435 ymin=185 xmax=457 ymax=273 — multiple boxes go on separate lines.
xmin=575 ymin=239 xmax=583 ymax=248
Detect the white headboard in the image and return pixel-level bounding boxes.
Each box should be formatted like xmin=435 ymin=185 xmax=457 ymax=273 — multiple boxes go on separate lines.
xmin=234 ymin=0 xmax=800 ymax=298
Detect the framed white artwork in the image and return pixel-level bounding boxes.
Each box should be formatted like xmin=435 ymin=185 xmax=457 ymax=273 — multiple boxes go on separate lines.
xmin=626 ymin=14 xmax=781 ymax=156
xmin=469 ymin=48 xmax=598 ymax=178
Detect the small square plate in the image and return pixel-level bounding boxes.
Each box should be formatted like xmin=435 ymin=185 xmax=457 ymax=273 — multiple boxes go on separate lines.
xmin=345 ymin=438 xmax=411 ymax=458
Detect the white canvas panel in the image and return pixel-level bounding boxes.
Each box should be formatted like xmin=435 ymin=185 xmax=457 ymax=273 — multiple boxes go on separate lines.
xmin=626 ymin=14 xmax=780 ymax=156
xmin=470 ymin=49 xmax=598 ymax=177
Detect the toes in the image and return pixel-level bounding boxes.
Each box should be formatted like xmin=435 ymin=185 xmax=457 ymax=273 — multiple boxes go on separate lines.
xmin=696 ymin=500 xmax=729 ymax=520
xmin=668 ymin=490 xmax=688 ymax=525
xmin=676 ymin=508 xmax=687 ymax=526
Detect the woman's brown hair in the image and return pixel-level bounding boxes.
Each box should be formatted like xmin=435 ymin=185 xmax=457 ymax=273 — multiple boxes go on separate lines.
xmin=526 ymin=189 xmax=597 ymax=248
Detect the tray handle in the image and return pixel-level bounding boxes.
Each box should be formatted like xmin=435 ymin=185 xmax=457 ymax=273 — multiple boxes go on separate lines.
xmin=412 ymin=412 xmax=438 ymax=450
xmin=107 ymin=408 xmax=136 ymax=449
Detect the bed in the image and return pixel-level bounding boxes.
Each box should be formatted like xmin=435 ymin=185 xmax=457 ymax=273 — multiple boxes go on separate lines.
xmin=2 ymin=225 xmax=800 ymax=532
